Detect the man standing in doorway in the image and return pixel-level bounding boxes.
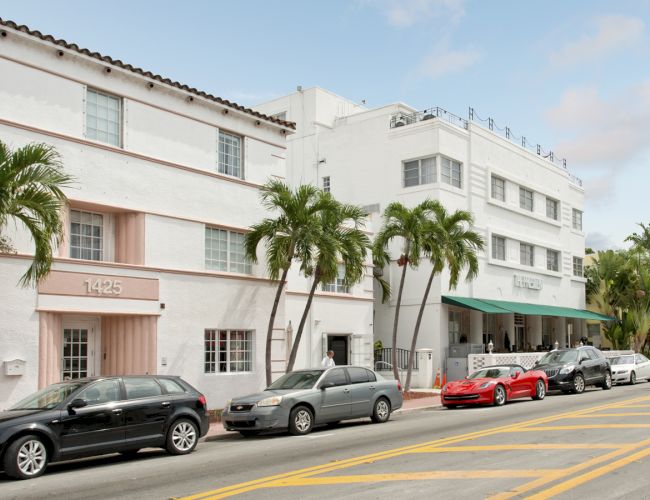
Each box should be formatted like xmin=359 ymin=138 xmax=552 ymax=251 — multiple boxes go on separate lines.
xmin=321 ymin=350 xmax=335 ymax=369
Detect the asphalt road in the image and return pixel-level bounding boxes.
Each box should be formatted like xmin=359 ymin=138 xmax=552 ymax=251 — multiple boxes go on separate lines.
xmin=2 ymin=383 xmax=650 ymax=500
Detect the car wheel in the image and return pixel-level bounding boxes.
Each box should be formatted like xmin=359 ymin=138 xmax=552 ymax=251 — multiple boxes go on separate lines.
xmin=371 ymin=398 xmax=391 ymax=423
xmin=630 ymin=371 xmax=637 ymax=385
xmin=238 ymin=430 xmax=259 ymax=437
xmin=3 ymin=435 xmax=49 ymax=480
xmin=493 ymin=385 xmax=506 ymax=406
xmin=572 ymin=373 xmax=585 ymax=394
xmin=289 ymin=406 xmax=314 ymax=435
xmin=166 ymin=418 xmax=198 ymax=455
xmin=601 ymin=371 xmax=612 ymax=390
xmin=532 ymin=379 xmax=546 ymax=400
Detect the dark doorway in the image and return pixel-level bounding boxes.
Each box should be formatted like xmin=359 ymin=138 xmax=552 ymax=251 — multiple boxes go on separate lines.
xmin=327 ymin=335 xmax=349 ymax=366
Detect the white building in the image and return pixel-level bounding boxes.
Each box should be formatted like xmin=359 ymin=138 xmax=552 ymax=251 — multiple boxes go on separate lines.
xmin=258 ymin=87 xmax=599 ymax=381
xmin=0 ymin=19 xmax=295 ymax=408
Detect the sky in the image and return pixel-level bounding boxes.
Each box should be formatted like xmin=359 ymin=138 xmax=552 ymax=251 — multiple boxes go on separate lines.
xmin=1 ymin=0 xmax=649 ymax=250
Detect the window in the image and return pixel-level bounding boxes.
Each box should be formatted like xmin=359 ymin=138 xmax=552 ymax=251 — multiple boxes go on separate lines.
xmin=403 ymin=156 xmax=436 ymax=187
xmin=547 ymin=249 xmax=560 ymax=271
xmin=70 ymin=210 xmax=103 ymax=261
xmin=520 ymin=243 xmax=534 ymax=266
xmin=441 ymin=157 xmax=461 ymax=188
xmin=491 ymin=175 xmax=505 ymax=201
xmin=157 ymin=378 xmax=186 ymax=394
xmin=204 ymin=329 xmax=253 ymax=373
xmin=124 ymin=378 xmax=163 ymax=399
xmin=492 ymin=235 xmax=506 ymax=261
xmin=205 ymin=227 xmax=251 ymax=274
xmin=323 ymin=176 xmax=330 ymax=193
xmin=322 ymin=263 xmax=350 ymax=293
xmin=347 ymin=367 xmax=370 ymax=384
xmin=519 ymin=187 xmax=534 ymax=211
xmin=218 ymin=130 xmax=242 ymax=178
xmin=572 ymin=209 xmax=583 ymax=231
xmin=78 ymin=379 xmax=122 ymax=405
xmin=85 ymin=88 xmax=121 ymax=146
xmin=573 ymin=256 xmax=583 ymax=277
xmin=321 ymin=368 xmax=348 ymax=387
xmin=546 ymin=197 xmax=559 ymax=220
xmin=448 ymin=310 xmax=461 ymax=344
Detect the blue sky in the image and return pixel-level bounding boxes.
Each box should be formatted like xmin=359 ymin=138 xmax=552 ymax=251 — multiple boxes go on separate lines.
xmin=1 ymin=0 xmax=649 ymax=249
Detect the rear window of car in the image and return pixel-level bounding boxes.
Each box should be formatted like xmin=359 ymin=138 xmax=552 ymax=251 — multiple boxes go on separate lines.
xmin=321 ymin=369 xmax=348 ymax=387
xmin=124 ymin=378 xmax=163 ymax=399
xmin=157 ymin=378 xmax=186 ymax=394
xmin=347 ymin=367 xmax=369 ymax=384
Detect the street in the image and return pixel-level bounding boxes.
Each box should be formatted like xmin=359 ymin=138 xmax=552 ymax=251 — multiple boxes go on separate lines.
xmin=1 ymin=383 xmax=650 ymax=499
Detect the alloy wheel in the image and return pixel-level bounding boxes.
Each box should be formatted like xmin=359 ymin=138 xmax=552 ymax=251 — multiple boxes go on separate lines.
xmin=17 ymin=439 xmax=47 ymax=477
xmin=172 ymin=421 xmax=197 ymax=452
xmin=294 ymin=410 xmax=312 ymax=433
xmin=376 ymin=400 xmax=389 ymax=420
xmin=574 ymin=374 xmax=585 ymax=393
xmin=494 ymin=386 xmax=506 ymax=406
xmin=536 ymin=380 xmax=545 ymax=399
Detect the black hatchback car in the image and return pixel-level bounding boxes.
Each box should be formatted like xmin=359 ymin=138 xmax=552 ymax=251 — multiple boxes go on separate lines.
xmin=535 ymin=346 xmax=612 ymax=394
xmin=0 ymin=375 xmax=209 ymax=480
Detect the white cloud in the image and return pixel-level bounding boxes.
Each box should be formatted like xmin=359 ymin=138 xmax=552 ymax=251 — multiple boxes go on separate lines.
xmin=586 ymin=232 xmax=620 ymax=251
xmin=550 ymin=15 xmax=645 ymax=67
xmin=419 ymin=42 xmax=481 ymax=80
xmin=362 ymin=0 xmax=465 ymax=27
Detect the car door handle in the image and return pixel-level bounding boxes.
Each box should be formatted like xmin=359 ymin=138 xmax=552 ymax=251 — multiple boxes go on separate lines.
xmin=343 ymin=389 xmax=350 ymax=394
xmin=369 ymin=386 xmax=376 ymax=390
xmin=112 ymin=408 xmax=123 ymax=415
xmin=161 ymin=401 xmax=171 ymax=408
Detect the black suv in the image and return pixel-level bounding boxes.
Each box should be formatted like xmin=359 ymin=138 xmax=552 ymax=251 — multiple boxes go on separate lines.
xmin=0 ymin=375 xmax=209 ymax=480
xmin=535 ymin=346 xmax=612 ymax=394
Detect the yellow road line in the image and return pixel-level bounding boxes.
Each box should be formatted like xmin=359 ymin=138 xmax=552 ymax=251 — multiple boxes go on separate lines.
xmin=412 ymin=443 xmax=623 ymax=453
xmin=525 ymin=445 xmax=650 ymax=499
xmin=613 ymin=404 xmax=650 ymax=408
xmin=564 ymin=412 xmax=650 ymax=417
xmin=511 ymin=424 xmax=650 ymax=431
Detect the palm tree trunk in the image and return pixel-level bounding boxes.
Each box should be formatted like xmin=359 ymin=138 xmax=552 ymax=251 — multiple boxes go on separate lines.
xmin=405 ymin=267 xmax=435 ymax=391
xmin=392 ymin=246 xmax=410 ymax=384
xmin=265 ymin=266 xmax=290 ymax=386
xmin=287 ymin=268 xmax=321 ymax=372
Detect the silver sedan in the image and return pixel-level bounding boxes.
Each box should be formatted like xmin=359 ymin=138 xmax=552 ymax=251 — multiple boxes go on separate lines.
xmin=222 ymin=366 xmax=403 ymax=436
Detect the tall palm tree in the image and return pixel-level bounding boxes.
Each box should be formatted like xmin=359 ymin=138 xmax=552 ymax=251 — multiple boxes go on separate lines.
xmin=0 ymin=141 xmax=73 ymax=286
xmin=404 ymin=206 xmax=484 ymax=391
xmin=626 ymin=222 xmax=650 ymax=253
xmin=373 ymin=200 xmax=440 ymax=383
xmin=245 ymin=180 xmax=335 ymax=386
xmin=286 ymin=197 xmax=370 ymax=372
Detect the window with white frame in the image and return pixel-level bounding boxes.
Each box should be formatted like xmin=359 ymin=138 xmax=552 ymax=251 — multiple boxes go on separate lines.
xmin=204 ymin=329 xmax=253 ymax=373
xmin=519 ymin=187 xmax=534 ymax=211
xmin=546 ymin=197 xmax=559 ymax=220
xmin=572 ymin=209 xmax=583 ymax=231
xmin=492 ymin=235 xmax=506 ymax=261
xmin=491 ymin=175 xmax=505 ymax=201
xmin=323 ymin=176 xmax=330 ymax=193
xmin=441 ymin=157 xmax=461 ymax=188
xmin=70 ymin=209 xmax=104 ymax=261
xmin=218 ymin=130 xmax=242 ymax=178
xmin=403 ymin=156 xmax=436 ymax=187
xmin=85 ymin=88 xmax=121 ymax=147
xmin=205 ymin=227 xmax=251 ymax=274
xmin=322 ymin=263 xmax=350 ymax=293
xmin=547 ymin=249 xmax=560 ymax=272
xmin=573 ymin=256 xmax=584 ymax=277
xmin=520 ymin=242 xmax=534 ymax=266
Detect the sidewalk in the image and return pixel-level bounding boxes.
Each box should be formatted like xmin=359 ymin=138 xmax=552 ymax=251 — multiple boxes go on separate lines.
xmin=204 ymin=393 xmax=441 ymax=440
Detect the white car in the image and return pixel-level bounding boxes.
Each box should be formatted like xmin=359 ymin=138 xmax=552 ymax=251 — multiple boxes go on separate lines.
xmin=610 ymin=353 xmax=650 ymax=385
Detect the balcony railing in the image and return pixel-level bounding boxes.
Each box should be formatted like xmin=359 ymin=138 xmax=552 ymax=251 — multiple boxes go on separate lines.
xmin=390 ymin=107 xmax=468 ymax=130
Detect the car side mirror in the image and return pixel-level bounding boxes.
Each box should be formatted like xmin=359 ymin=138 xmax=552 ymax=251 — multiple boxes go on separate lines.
xmin=511 ymin=372 xmax=520 ymax=379
xmin=67 ymin=398 xmax=87 ymax=412
xmin=320 ymin=381 xmax=335 ymax=390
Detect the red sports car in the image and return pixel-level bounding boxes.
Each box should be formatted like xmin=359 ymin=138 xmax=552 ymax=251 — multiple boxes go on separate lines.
xmin=441 ymin=364 xmax=548 ymax=408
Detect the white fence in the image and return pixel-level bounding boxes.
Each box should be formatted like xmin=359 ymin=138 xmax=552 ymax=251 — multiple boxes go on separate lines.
xmin=468 ymin=350 xmax=634 ymax=372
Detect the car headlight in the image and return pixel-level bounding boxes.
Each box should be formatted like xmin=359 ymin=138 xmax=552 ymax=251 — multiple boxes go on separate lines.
xmin=480 ymin=381 xmax=497 ymax=389
xmin=257 ymin=396 xmax=283 ymax=407
xmin=560 ymin=365 xmax=575 ymax=375
xmin=442 ymin=384 xmax=448 ymax=392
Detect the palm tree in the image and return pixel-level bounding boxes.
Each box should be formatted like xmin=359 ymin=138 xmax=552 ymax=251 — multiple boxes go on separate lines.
xmin=404 ymin=206 xmax=483 ymax=391
xmin=373 ymin=200 xmax=440 ymax=383
xmin=626 ymin=222 xmax=650 ymax=253
xmin=0 ymin=141 xmax=73 ymax=286
xmin=286 ymin=197 xmax=370 ymax=372
xmin=245 ymin=180 xmax=335 ymax=386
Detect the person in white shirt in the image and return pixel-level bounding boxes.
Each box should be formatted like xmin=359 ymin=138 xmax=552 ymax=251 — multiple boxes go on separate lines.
xmin=321 ymin=350 xmax=335 ymax=369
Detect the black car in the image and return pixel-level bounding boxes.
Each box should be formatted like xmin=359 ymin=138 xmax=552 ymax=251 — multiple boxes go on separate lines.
xmin=535 ymin=346 xmax=612 ymax=394
xmin=0 ymin=375 xmax=209 ymax=480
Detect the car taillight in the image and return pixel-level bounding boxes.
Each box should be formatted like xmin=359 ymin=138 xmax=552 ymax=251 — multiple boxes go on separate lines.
xmin=198 ymin=394 xmax=207 ymax=407
xmin=397 ymin=381 xmax=402 ymax=392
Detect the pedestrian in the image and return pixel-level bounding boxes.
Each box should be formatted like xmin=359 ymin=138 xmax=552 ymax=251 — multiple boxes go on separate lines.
xmin=504 ymin=331 xmax=511 ymax=352
xmin=321 ymin=350 xmax=335 ymax=369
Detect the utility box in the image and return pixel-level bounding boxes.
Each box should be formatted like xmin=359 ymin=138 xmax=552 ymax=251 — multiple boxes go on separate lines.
xmin=4 ymin=359 xmax=26 ymax=376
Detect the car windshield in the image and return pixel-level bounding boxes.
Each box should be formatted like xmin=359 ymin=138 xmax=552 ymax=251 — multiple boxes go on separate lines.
xmin=266 ymin=370 xmax=323 ymax=390
xmin=610 ymin=355 xmax=635 ymax=365
xmin=538 ymin=350 xmax=579 ymax=364
xmin=469 ymin=368 xmax=510 ymax=379
xmin=9 ymin=381 xmax=86 ymax=410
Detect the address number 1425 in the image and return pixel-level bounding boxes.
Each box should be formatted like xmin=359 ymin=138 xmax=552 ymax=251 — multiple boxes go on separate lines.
xmin=84 ymin=279 xmax=123 ymax=295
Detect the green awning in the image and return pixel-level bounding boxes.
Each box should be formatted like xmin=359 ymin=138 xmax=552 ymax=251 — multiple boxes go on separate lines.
xmin=442 ymin=296 xmax=615 ymax=321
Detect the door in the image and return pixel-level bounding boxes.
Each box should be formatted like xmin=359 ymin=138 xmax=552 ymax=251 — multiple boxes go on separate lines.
xmin=328 ymin=336 xmax=349 ymax=366
xmin=62 ymin=318 xmax=100 ymax=380
xmin=346 ymin=367 xmax=374 ymax=417
xmin=317 ymin=368 xmax=351 ymax=422
xmin=636 ymin=354 xmax=650 ymax=379
xmin=122 ymin=377 xmax=171 ymax=448
xmin=508 ymin=366 xmax=528 ymax=399
xmin=58 ymin=378 xmax=125 ymax=458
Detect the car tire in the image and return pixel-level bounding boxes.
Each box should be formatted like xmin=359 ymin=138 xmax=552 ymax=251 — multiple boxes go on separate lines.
xmin=166 ymin=418 xmax=199 ymax=455
xmin=532 ymin=379 xmax=546 ymax=400
xmin=601 ymin=371 xmax=612 ymax=390
xmin=289 ymin=405 xmax=314 ymax=435
xmin=493 ymin=385 xmax=506 ymax=406
xmin=238 ymin=430 xmax=260 ymax=437
xmin=572 ymin=373 xmax=585 ymax=394
xmin=371 ymin=398 xmax=391 ymax=423
xmin=3 ymin=434 xmax=49 ymax=480
xmin=630 ymin=371 xmax=637 ymax=385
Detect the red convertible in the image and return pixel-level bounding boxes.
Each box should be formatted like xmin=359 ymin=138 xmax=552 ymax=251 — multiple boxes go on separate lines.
xmin=441 ymin=364 xmax=548 ymax=408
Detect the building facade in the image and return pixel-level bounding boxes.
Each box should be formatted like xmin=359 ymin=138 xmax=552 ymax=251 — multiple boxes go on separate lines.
xmin=0 ymin=19 xmax=295 ymax=408
xmin=257 ymin=87 xmax=592 ymax=380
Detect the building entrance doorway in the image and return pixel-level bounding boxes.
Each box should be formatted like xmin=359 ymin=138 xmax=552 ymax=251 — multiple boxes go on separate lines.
xmin=62 ymin=318 xmax=100 ymax=380
xmin=327 ymin=335 xmax=350 ymax=366
xmin=514 ymin=314 xmax=525 ymax=352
